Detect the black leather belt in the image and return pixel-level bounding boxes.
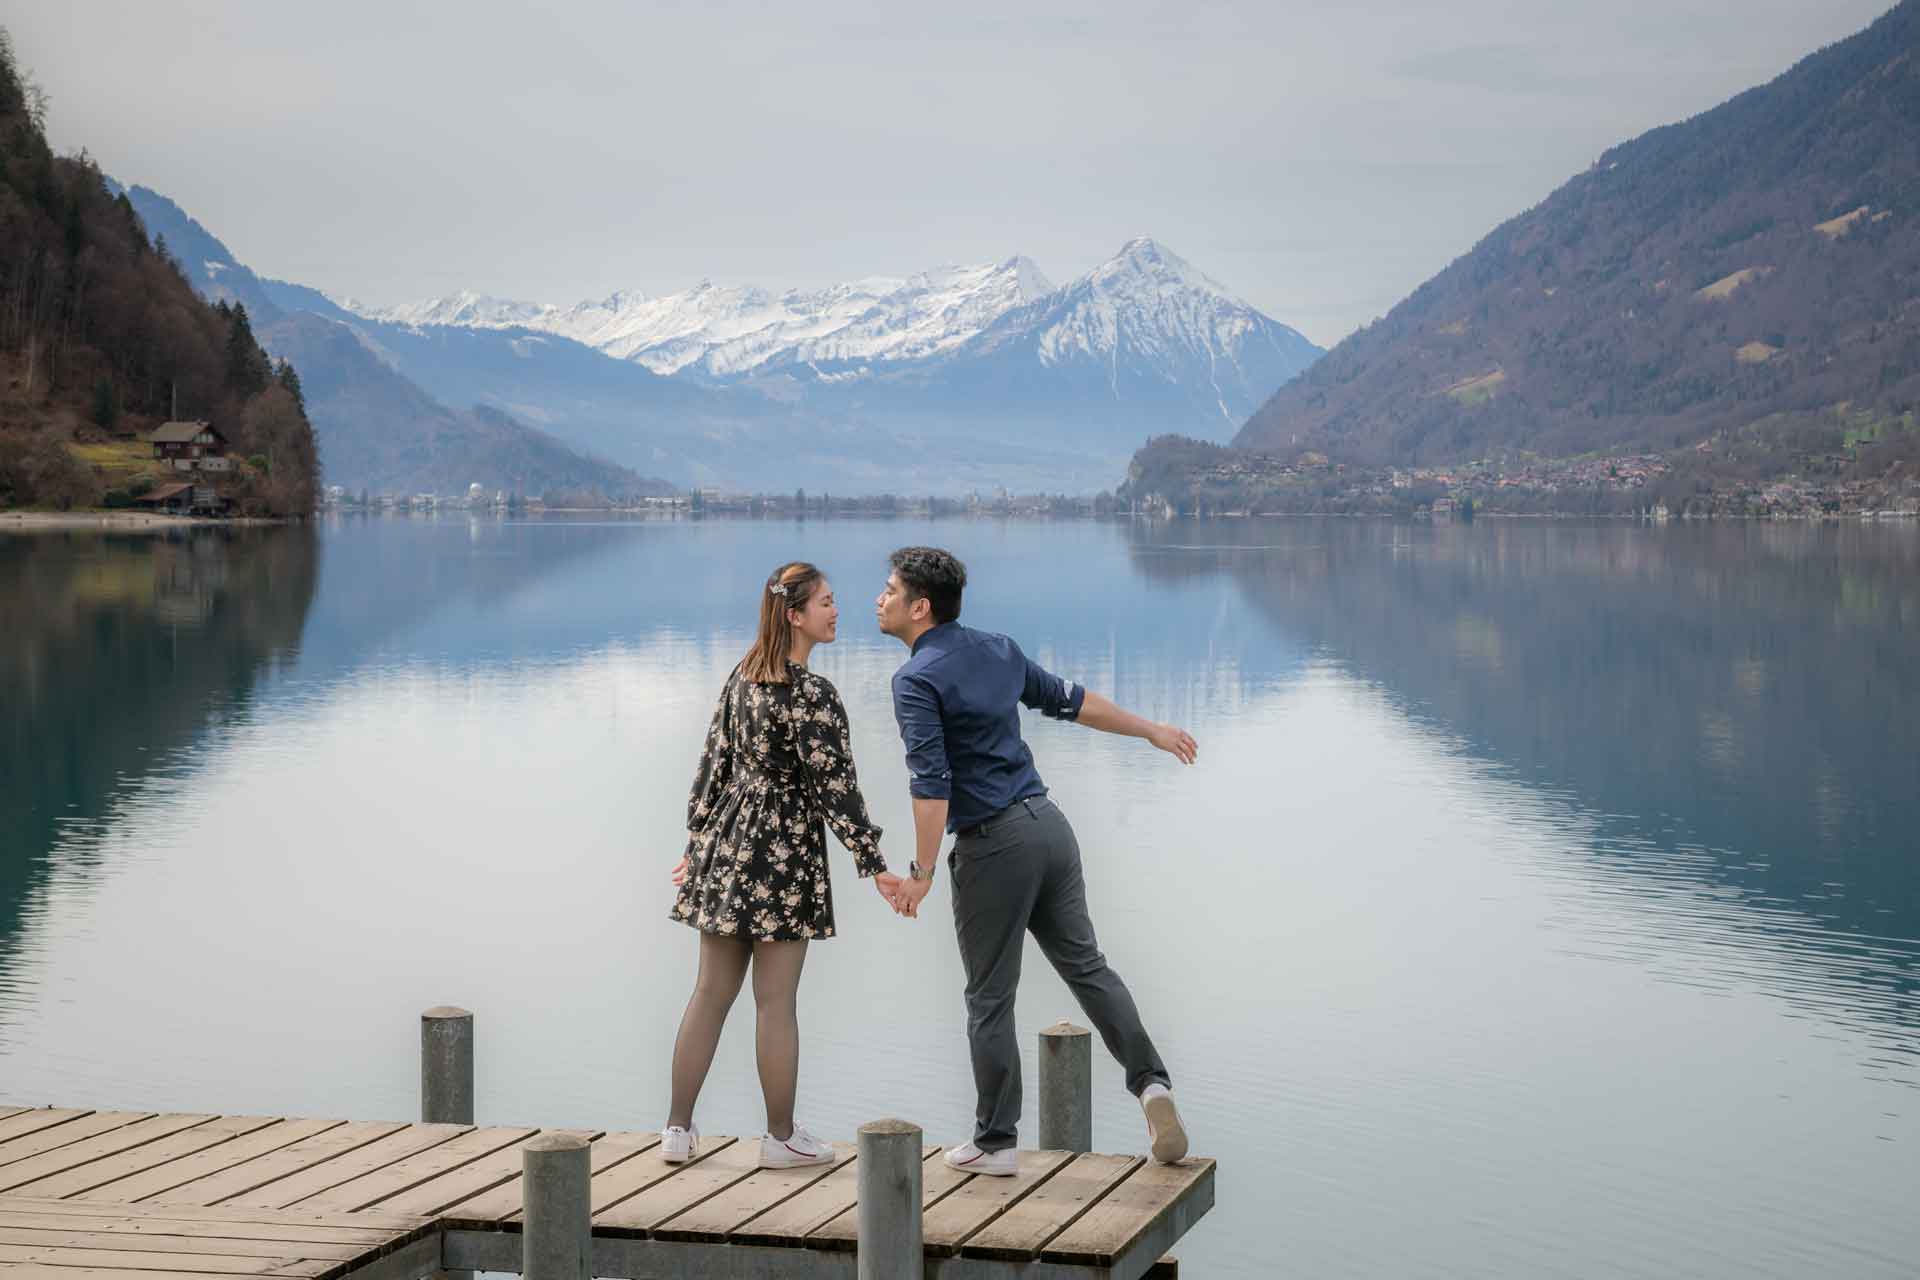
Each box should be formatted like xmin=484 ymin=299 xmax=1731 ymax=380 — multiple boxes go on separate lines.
xmin=956 ymin=794 xmax=1051 ymax=840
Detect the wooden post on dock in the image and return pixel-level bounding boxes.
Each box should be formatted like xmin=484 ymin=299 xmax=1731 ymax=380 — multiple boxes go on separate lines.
xmin=1039 ymin=1021 xmax=1092 ymax=1152
xmin=522 ymin=1133 xmax=590 ymax=1280
xmin=420 ymin=1006 xmax=474 ymax=1125
xmin=856 ymin=1119 xmax=922 ymax=1280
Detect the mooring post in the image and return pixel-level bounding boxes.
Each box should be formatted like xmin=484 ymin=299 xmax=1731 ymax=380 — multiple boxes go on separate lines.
xmin=420 ymin=1006 xmax=474 ymax=1126
xmin=1039 ymin=1020 xmax=1093 ymax=1153
xmin=522 ymin=1133 xmax=591 ymax=1280
xmin=857 ymin=1119 xmax=923 ymax=1280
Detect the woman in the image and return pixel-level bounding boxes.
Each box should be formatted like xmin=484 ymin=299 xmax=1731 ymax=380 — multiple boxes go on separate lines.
xmin=664 ymin=561 xmax=899 ymax=1169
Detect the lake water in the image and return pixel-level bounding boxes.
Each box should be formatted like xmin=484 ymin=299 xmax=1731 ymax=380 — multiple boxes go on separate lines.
xmin=2 ymin=514 xmax=1916 ymax=1277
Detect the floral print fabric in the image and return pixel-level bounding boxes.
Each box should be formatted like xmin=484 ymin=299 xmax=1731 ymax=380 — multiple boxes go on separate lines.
xmin=671 ymin=661 xmax=887 ymax=940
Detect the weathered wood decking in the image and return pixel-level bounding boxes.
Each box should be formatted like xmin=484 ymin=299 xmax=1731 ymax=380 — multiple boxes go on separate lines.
xmin=0 ymin=1106 xmax=1212 ymax=1280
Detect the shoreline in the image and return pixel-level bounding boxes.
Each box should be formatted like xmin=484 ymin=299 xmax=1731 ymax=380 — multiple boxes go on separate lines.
xmin=0 ymin=511 xmax=289 ymax=531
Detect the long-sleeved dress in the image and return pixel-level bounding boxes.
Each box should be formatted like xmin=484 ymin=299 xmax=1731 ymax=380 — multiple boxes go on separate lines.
xmin=670 ymin=661 xmax=887 ymax=940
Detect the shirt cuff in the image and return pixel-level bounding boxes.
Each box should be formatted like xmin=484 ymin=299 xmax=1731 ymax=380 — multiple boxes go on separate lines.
xmin=908 ymin=775 xmax=952 ymax=801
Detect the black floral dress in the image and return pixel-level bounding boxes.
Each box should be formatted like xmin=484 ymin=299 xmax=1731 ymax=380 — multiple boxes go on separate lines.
xmin=671 ymin=661 xmax=887 ymax=940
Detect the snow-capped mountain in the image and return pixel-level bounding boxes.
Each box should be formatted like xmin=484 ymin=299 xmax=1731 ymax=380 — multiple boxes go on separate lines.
xmin=347 ymin=238 xmax=1318 ymax=427
xmin=354 ymin=257 xmax=1057 ymax=378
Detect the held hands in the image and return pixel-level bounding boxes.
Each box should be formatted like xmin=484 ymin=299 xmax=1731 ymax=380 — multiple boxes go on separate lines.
xmin=1148 ymin=722 xmax=1199 ymax=765
xmin=873 ymin=869 xmax=931 ymax=919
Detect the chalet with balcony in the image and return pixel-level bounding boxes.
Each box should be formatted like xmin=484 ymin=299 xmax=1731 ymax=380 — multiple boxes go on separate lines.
xmin=149 ymin=421 xmax=233 ymax=473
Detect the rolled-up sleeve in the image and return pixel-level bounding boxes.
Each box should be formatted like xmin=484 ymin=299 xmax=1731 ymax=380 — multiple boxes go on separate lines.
xmin=1018 ymin=647 xmax=1085 ymax=721
xmin=891 ymin=670 xmax=952 ymax=799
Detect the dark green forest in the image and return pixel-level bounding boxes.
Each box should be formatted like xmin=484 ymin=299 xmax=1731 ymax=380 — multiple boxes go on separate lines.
xmin=0 ymin=28 xmax=317 ymax=515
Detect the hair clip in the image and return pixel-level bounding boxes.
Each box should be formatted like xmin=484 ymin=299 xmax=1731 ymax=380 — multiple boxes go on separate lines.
xmin=769 ymin=583 xmax=789 ymax=596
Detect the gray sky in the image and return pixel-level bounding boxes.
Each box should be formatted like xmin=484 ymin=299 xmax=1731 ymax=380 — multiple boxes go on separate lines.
xmin=14 ymin=0 xmax=1895 ymax=345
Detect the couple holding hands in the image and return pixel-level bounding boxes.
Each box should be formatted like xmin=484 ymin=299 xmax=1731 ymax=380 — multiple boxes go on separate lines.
xmin=665 ymin=547 xmax=1197 ymax=1175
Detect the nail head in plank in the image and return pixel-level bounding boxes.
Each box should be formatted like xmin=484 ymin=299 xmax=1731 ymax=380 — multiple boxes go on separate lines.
xmin=1039 ymin=1157 xmax=1215 ymax=1268
xmin=76 ymin=1122 xmax=349 ymax=1206
xmin=590 ymin=1140 xmax=761 ymax=1235
xmin=0 ymin=1117 xmax=220 ymax=1195
xmin=0 ymin=1115 xmax=156 ymax=1170
xmin=958 ymin=1152 xmax=1142 ymax=1261
xmin=440 ymin=1130 xmax=656 ymax=1226
xmin=144 ymin=1124 xmax=409 ymax=1208
xmin=18 ymin=1119 xmax=284 ymax=1201
xmin=212 ymin=1125 xmax=468 ymax=1210
xmin=652 ymin=1143 xmax=854 ymax=1243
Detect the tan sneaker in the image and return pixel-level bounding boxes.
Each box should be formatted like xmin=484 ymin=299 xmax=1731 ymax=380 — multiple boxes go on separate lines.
xmin=1141 ymin=1087 xmax=1188 ymax=1163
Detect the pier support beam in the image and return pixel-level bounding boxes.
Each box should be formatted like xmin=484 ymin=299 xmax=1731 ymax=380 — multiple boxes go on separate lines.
xmin=522 ymin=1133 xmax=591 ymax=1280
xmin=420 ymin=1006 xmax=474 ymax=1126
xmin=1039 ymin=1021 xmax=1092 ymax=1153
xmin=856 ymin=1119 xmax=922 ymax=1280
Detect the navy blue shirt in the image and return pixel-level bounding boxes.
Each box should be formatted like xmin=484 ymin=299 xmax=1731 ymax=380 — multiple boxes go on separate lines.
xmin=890 ymin=622 xmax=1087 ymax=832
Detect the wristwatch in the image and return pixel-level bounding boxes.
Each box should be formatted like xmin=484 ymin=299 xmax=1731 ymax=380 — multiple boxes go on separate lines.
xmin=908 ymin=861 xmax=937 ymax=882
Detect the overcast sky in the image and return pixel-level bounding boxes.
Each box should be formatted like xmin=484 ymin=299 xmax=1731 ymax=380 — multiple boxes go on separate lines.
xmin=13 ymin=1 xmax=1895 ymax=345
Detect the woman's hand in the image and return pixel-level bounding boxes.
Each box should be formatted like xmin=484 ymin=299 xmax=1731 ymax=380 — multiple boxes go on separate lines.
xmin=670 ymin=856 xmax=690 ymax=886
xmin=874 ymin=872 xmax=908 ymax=914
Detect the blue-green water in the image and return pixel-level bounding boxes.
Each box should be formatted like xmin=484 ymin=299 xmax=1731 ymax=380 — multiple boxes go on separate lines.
xmin=3 ymin=515 xmax=1916 ymax=1277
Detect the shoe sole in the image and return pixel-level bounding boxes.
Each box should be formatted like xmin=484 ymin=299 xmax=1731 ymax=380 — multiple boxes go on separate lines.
xmin=760 ymin=1151 xmax=835 ymax=1170
xmin=1142 ymin=1095 xmax=1188 ymax=1164
xmin=942 ymin=1153 xmax=1018 ymax=1177
xmin=661 ymin=1147 xmax=695 ymax=1165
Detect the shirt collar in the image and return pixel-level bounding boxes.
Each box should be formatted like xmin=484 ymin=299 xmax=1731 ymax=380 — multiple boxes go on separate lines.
xmin=910 ymin=621 xmax=958 ymax=656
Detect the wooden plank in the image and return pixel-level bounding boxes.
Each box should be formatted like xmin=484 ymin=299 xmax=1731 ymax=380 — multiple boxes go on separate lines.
xmin=0 ymin=1116 xmax=154 ymax=1170
xmin=1040 ymin=1158 xmax=1215 ymax=1267
xmin=0 ymin=1212 xmax=400 ymax=1249
xmin=730 ymin=1145 xmax=936 ymax=1249
xmin=143 ymin=1124 xmax=408 ymax=1208
xmin=72 ymin=1123 xmax=347 ymax=1205
xmin=284 ymin=1127 xmax=534 ymax=1214
xmin=204 ymin=1126 xmax=467 ymax=1210
xmin=652 ymin=1143 xmax=854 ymax=1243
xmin=534 ymin=1135 xmax=734 ymax=1223
xmin=440 ymin=1130 xmax=656 ymax=1226
xmin=0 ymin=1241 xmax=319 ymax=1274
xmin=0 ymin=1109 xmax=31 ymax=1123
xmin=0 ymin=1113 xmax=97 ymax=1149
xmin=0 ymin=1268 xmax=306 ymax=1280
xmin=804 ymin=1145 xmax=979 ymax=1251
xmin=368 ymin=1129 xmax=595 ymax=1218
xmin=959 ymin=1153 xmax=1142 ymax=1261
xmin=0 ymin=1197 xmax=425 ymax=1235
xmin=915 ymin=1149 xmax=1075 ymax=1257
xmin=15 ymin=1120 xmax=284 ymax=1201
xmin=0 ymin=1119 xmax=218 ymax=1195
xmin=0 ymin=1227 xmax=365 ymax=1262
xmin=590 ymin=1139 xmax=760 ymax=1234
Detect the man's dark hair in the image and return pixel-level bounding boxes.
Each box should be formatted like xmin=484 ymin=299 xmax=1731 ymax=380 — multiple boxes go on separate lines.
xmin=889 ymin=546 xmax=967 ymax=625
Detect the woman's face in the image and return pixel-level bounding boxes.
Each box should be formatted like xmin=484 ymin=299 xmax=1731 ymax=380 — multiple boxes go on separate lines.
xmin=789 ymin=579 xmax=839 ymax=645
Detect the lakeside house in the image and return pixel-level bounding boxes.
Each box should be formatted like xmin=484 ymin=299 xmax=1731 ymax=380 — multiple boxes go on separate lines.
xmin=149 ymin=421 xmax=233 ymax=473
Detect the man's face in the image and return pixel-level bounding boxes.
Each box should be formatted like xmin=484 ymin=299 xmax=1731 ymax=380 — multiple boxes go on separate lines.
xmin=875 ymin=571 xmax=921 ymax=639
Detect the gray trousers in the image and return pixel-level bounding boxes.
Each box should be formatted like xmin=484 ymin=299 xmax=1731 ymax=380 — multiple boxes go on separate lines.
xmin=948 ymin=794 xmax=1170 ymax=1152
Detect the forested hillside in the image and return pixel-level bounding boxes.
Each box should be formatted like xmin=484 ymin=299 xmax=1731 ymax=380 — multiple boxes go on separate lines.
xmin=0 ymin=29 xmax=317 ymax=514
xmin=1236 ymin=0 xmax=1920 ymax=475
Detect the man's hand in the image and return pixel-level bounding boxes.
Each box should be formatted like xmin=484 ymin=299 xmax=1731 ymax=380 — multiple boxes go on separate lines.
xmin=1148 ymin=723 xmax=1198 ymax=765
xmin=895 ymin=875 xmax=933 ymax=919
xmin=874 ymin=872 xmax=907 ymax=913
xmin=670 ymin=856 xmax=690 ymax=886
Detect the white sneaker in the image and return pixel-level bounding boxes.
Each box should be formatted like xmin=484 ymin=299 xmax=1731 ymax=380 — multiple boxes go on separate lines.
xmin=1140 ymin=1086 xmax=1188 ymax=1163
xmin=660 ymin=1124 xmax=698 ymax=1164
xmin=760 ymin=1125 xmax=835 ymax=1170
xmin=942 ymin=1142 xmax=1018 ymax=1177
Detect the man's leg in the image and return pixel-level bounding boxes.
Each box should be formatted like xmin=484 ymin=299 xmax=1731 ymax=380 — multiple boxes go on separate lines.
xmin=1027 ymin=803 xmax=1170 ymax=1096
xmin=949 ymin=827 xmax=1046 ymax=1152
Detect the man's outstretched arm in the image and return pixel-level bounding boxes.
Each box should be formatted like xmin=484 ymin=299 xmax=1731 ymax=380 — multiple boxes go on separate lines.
xmin=1076 ymin=690 xmax=1198 ymax=764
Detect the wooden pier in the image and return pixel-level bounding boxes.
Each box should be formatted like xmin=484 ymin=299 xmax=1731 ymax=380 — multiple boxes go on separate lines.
xmin=0 ymin=1015 xmax=1213 ymax=1280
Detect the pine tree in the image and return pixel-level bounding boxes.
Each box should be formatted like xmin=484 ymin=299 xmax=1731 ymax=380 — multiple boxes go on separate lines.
xmin=225 ymin=303 xmax=267 ymax=395
xmin=275 ymin=358 xmax=305 ymax=411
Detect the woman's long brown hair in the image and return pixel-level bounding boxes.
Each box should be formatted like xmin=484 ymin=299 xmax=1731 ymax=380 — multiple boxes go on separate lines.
xmin=740 ymin=561 xmax=823 ymax=683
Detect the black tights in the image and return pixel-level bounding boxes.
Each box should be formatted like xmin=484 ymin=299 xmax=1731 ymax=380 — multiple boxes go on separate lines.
xmin=667 ymin=932 xmax=810 ymax=1140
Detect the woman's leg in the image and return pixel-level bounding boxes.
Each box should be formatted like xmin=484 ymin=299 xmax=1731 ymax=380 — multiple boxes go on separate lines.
xmin=667 ymin=931 xmax=752 ymax=1129
xmin=749 ymin=939 xmax=810 ymax=1141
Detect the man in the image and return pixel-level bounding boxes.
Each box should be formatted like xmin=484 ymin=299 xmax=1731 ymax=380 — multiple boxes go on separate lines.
xmin=873 ymin=546 xmax=1196 ymax=1174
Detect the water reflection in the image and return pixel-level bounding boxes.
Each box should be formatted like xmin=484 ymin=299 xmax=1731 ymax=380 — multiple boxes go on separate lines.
xmin=0 ymin=528 xmax=319 ymax=1035
xmin=1127 ymin=518 xmax=1920 ymax=1082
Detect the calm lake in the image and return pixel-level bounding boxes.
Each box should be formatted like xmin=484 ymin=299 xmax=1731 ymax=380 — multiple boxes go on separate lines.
xmin=3 ymin=514 xmax=1917 ymax=1277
